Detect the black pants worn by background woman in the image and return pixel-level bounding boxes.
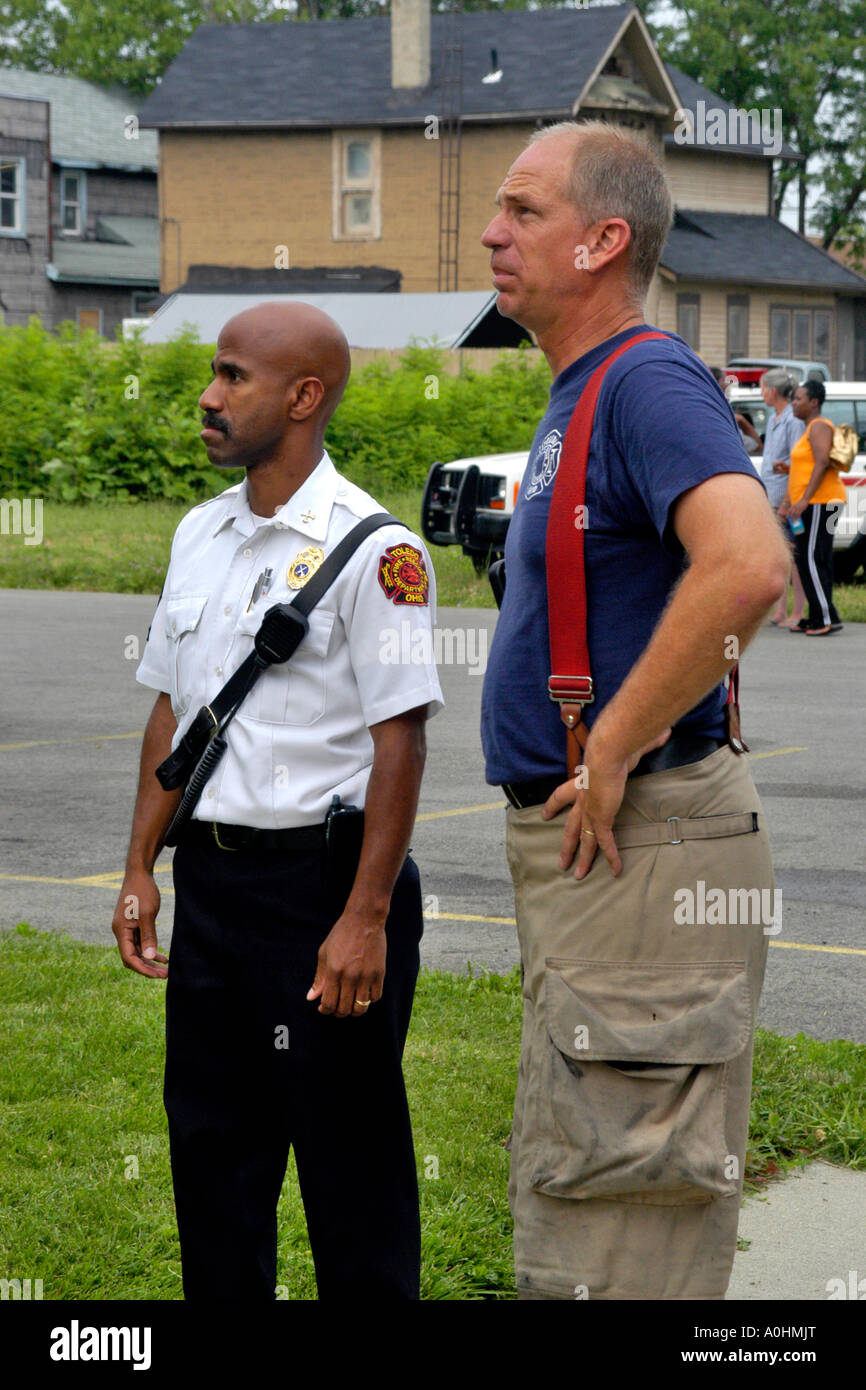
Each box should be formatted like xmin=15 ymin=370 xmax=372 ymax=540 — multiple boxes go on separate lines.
xmin=164 ymin=826 xmax=423 ymax=1301
xmin=793 ymin=501 xmax=842 ymax=630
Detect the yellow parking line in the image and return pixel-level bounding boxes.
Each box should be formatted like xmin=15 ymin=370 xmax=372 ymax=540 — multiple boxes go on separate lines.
xmin=767 ymin=940 xmax=866 ymax=957
xmin=416 ymin=801 xmax=504 ymax=821
xmin=749 ymin=746 xmax=808 ymax=760
xmin=0 ymin=865 xmax=174 ymax=887
xmin=422 ymin=910 xmax=866 ymax=957
xmin=0 ymin=873 xmax=81 ymax=885
xmin=425 ymin=910 xmax=517 ymax=925
xmin=0 ymin=731 xmax=144 ymax=752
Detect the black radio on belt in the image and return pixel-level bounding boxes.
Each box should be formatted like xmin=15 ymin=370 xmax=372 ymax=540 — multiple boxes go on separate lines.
xmin=156 ymin=602 xmax=309 ymax=792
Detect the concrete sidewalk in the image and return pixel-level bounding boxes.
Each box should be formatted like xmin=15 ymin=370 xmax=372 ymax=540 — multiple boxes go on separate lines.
xmin=729 ymin=1161 xmax=866 ymax=1299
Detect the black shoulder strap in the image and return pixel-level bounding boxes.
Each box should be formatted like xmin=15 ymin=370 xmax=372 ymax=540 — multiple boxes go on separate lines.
xmin=290 ymin=511 xmax=401 ymax=616
xmin=211 ymin=511 xmax=402 ymax=722
xmin=159 ymin=512 xmax=406 ymax=835
xmin=157 ymin=512 xmax=405 ymax=795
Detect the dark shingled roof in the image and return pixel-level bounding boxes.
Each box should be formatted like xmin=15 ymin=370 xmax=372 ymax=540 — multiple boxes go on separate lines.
xmin=663 ymin=63 xmax=799 ymax=160
xmin=138 ymin=6 xmax=639 ymax=128
xmin=662 ymin=211 xmax=866 ymax=292
xmin=138 ymin=13 xmax=801 ymax=162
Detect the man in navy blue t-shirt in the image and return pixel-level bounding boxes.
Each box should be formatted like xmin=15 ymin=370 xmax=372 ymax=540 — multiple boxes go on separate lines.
xmin=479 ymin=121 xmax=789 ymax=1301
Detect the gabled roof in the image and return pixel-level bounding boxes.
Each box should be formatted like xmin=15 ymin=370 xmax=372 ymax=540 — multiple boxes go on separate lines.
xmin=0 ymin=67 xmax=158 ymax=171
xmin=48 ymin=217 xmax=159 ymax=286
xmin=138 ymin=290 xmax=529 ymax=348
xmin=662 ymin=211 xmax=866 ymax=292
xmin=138 ymin=6 xmax=662 ymax=130
xmin=664 ymin=64 xmax=799 ymax=161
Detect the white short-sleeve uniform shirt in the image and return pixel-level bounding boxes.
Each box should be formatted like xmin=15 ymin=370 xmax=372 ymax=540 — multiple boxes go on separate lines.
xmin=136 ymin=452 xmax=444 ymax=829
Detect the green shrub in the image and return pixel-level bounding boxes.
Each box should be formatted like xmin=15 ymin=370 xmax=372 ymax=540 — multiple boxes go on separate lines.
xmin=0 ymin=322 xmax=549 ymax=502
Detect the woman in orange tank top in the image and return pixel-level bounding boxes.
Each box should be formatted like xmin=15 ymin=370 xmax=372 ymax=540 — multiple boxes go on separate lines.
xmin=779 ymin=380 xmax=844 ymax=634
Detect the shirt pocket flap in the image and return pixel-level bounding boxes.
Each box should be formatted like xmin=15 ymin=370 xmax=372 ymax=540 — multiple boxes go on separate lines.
xmin=165 ymin=594 xmax=208 ymax=640
xmin=231 ymin=604 xmax=336 ymax=725
xmin=544 ymin=959 xmax=750 ymax=1065
xmin=234 ymin=602 xmax=334 ymax=654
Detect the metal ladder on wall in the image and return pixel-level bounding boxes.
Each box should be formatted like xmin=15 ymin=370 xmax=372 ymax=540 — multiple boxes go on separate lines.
xmin=437 ymin=1 xmax=464 ymax=293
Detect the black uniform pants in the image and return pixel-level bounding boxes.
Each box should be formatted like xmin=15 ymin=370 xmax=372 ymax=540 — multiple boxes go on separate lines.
xmin=164 ymin=826 xmax=423 ymax=1301
xmin=793 ymin=502 xmax=841 ymax=629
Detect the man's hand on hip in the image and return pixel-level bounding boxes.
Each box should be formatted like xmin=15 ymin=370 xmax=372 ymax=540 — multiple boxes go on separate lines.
xmin=307 ymin=910 xmax=387 ymax=1018
xmin=112 ymin=868 xmax=168 ymax=979
xmin=542 ymin=728 xmax=671 ymax=879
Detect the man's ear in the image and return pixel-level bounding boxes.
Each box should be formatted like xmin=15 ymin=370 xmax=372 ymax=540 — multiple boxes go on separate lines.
xmin=586 ymin=217 xmax=632 ymax=273
xmin=287 ymin=375 xmax=326 ymax=422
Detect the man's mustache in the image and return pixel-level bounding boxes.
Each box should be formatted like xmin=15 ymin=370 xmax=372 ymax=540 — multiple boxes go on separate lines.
xmin=202 ymin=413 xmax=229 ymax=435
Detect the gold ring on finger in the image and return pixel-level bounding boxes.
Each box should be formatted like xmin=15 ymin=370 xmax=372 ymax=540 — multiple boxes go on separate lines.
xmin=581 ymin=828 xmax=596 ymax=837
xmin=354 ymin=999 xmax=371 ymax=1009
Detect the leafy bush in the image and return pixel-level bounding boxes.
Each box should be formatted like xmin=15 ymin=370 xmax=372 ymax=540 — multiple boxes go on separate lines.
xmin=0 ymin=322 xmax=550 ymax=502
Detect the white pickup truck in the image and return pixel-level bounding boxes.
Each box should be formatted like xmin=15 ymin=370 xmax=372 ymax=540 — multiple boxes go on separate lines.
xmin=421 ymin=383 xmax=866 ymax=582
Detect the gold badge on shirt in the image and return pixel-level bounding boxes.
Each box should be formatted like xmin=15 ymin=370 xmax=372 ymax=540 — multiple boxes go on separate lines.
xmin=287 ymin=545 xmax=325 ymax=590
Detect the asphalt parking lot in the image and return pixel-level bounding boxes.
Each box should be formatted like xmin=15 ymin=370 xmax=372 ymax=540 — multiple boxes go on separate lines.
xmin=1 ymin=588 xmax=864 ymax=1044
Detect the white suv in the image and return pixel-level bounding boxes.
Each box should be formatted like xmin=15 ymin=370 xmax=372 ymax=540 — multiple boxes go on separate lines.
xmin=421 ymin=384 xmax=866 ymax=583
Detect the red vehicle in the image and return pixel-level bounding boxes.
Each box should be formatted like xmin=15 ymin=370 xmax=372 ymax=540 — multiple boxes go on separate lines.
xmin=724 ymin=357 xmax=830 ymax=388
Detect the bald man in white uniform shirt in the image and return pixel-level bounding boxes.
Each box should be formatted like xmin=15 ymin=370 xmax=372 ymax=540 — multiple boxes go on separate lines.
xmin=112 ymin=302 xmax=443 ymax=1302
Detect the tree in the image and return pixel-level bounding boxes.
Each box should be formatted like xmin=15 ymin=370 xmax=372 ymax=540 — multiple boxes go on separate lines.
xmin=0 ymin=0 xmax=289 ymax=95
xmin=649 ymin=0 xmax=866 ymax=259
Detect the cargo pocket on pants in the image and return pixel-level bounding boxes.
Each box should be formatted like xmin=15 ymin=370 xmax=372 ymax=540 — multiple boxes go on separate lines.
xmin=528 ymin=958 xmax=751 ymax=1206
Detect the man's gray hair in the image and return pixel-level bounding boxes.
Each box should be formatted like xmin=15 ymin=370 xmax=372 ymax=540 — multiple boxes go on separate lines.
xmin=529 ymin=120 xmax=673 ymax=298
xmin=760 ymin=367 xmax=797 ymax=399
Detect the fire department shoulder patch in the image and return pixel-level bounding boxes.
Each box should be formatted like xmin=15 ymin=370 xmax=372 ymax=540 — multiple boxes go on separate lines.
xmin=377 ymin=543 xmax=429 ymax=606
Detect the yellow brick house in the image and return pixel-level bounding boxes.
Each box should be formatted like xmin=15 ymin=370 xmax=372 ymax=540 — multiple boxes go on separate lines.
xmin=138 ymin=1 xmax=866 ymax=375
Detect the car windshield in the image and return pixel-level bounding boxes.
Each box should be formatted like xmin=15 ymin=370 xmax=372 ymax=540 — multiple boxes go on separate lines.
xmin=730 ymin=396 xmax=866 ymax=453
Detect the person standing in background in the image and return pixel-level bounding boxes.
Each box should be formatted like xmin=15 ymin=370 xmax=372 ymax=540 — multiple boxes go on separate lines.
xmin=759 ymin=368 xmax=806 ymax=629
xmin=710 ymin=366 xmax=762 ymax=454
xmin=782 ymin=379 xmax=845 ymax=637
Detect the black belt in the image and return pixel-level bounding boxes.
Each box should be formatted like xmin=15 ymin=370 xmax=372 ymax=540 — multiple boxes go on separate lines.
xmin=180 ymin=818 xmax=327 ymax=853
xmin=502 ymin=732 xmax=728 ymax=810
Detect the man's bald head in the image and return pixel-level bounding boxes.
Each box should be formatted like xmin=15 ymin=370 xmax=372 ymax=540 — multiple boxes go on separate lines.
xmin=198 ymin=300 xmax=351 ymax=475
xmin=219 ymin=301 xmax=351 ymax=427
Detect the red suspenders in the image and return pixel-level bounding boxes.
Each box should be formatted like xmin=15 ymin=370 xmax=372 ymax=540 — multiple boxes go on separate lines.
xmin=545 ymin=332 xmax=745 ymax=777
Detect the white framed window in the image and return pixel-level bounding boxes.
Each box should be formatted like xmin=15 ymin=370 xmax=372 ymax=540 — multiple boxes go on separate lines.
xmin=0 ymin=157 xmax=26 ymax=237
xmin=60 ymin=170 xmax=86 ymax=234
xmin=332 ymin=131 xmax=381 ymax=240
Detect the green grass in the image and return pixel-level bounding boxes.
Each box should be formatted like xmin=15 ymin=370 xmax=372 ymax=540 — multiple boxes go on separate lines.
xmin=3 ymin=498 xmax=865 ymax=617
xmin=2 ymin=924 xmax=865 ymax=1300
xmin=0 ymin=495 xmax=496 ymax=609
xmin=833 ymin=582 xmax=866 ymax=622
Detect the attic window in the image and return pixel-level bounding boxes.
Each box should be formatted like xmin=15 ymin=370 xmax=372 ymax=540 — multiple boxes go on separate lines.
xmin=332 ymin=131 xmax=381 ymax=240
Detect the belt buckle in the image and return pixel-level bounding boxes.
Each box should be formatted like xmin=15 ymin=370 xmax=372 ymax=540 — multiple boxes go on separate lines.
xmin=666 ymin=815 xmax=683 ymax=845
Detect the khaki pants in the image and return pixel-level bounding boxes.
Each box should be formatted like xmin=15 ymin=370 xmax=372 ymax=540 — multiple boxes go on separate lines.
xmin=505 ymin=746 xmax=771 ymax=1300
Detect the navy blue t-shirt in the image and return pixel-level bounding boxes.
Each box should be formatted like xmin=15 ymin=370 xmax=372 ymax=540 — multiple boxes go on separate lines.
xmin=481 ymin=325 xmax=763 ymax=786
